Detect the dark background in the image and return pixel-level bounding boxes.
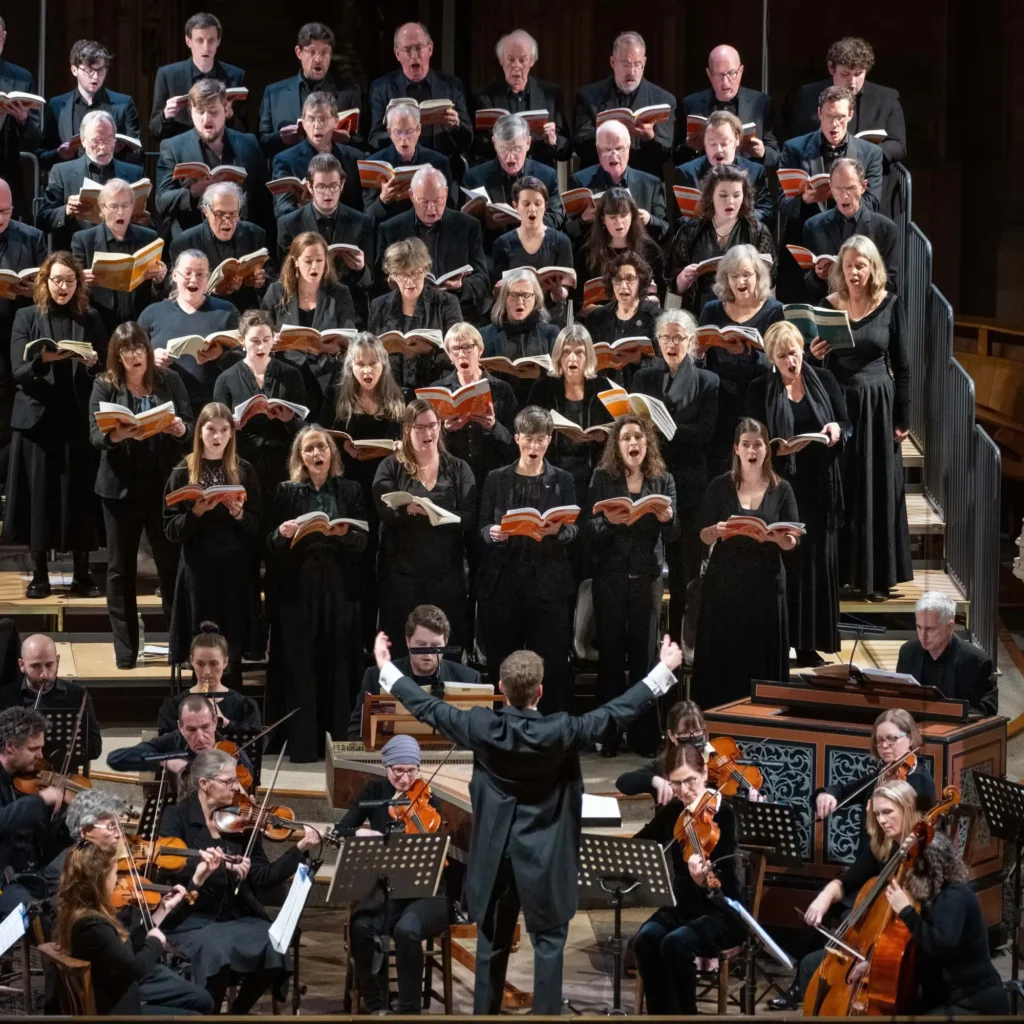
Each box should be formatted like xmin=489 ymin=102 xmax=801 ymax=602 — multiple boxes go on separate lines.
xmin=7 ymin=0 xmax=1021 ymax=320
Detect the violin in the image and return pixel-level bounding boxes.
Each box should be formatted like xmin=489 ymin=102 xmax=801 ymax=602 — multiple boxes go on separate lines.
xmin=111 ymin=876 xmax=198 ymax=909
xmin=118 ymin=835 xmax=244 ymax=874
xmin=671 ymin=789 xmax=722 ymax=890
xmin=213 ymin=794 xmax=328 ymax=843
xmin=820 ymin=748 xmax=920 ymax=820
xmin=388 ymin=779 xmax=441 ymax=834
xmin=214 ymin=740 xmax=254 ymax=792
xmin=706 ymin=737 xmax=764 ymax=797
xmin=13 ymin=758 xmax=92 ymax=798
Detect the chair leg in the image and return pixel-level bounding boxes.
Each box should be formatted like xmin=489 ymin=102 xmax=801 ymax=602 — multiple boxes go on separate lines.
xmin=422 ymin=936 xmax=433 ymax=1010
xmin=442 ymin=933 xmax=453 ymax=1014
xmin=634 ymin=973 xmax=644 ymax=1014
xmin=718 ymin=958 xmax=729 ymax=1015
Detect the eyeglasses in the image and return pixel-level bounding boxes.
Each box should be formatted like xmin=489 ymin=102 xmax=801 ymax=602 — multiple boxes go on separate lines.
xmin=832 ymin=185 xmax=861 ymax=197
xmin=48 ymin=275 xmax=77 ymax=288
xmin=209 ymin=208 xmax=239 ymax=221
xmin=616 ymin=60 xmax=645 ymax=72
xmin=709 ymin=68 xmax=741 ymax=82
xmin=390 ymin=127 xmax=419 ymax=140
xmin=389 ymin=766 xmax=418 ymax=778
xmin=496 ymin=144 xmax=528 ymax=157
xmin=212 ymin=775 xmax=238 ymax=786
xmin=502 ymin=55 xmax=532 ymax=67
xmin=411 ymin=422 xmax=440 ymax=434
xmin=177 ymin=269 xmax=208 ymax=280
xmin=448 ymin=342 xmax=478 ymax=354
xmin=302 ymin=442 xmax=329 ymax=454
xmin=312 ymin=183 xmax=342 ymax=195
xmin=398 ymin=44 xmax=429 ymax=56
xmin=88 ymin=820 xmax=120 ymax=833
xmin=102 ymin=201 xmax=133 ymax=212
xmin=876 ymin=733 xmax=907 ymax=748
xmin=612 ymin=274 xmax=638 ymax=285
xmin=507 ymin=291 xmax=535 ymax=304
xmin=598 ymin=145 xmax=629 ymax=158
xmin=393 ymin=269 xmax=427 ymax=282
xmin=821 ymin=113 xmax=850 ymax=125
xmin=304 ymin=115 xmax=334 ymax=128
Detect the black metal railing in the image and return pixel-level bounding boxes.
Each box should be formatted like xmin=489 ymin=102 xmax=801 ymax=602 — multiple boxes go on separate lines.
xmin=889 ymin=161 xmax=912 ymax=304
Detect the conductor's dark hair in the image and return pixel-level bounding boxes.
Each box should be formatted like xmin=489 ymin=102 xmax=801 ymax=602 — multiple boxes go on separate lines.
xmin=602 ymin=248 xmax=652 ymax=301
xmin=191 ymin=621 xmax=229 ymax=661
xmin=0 ymin=707 xmax=48 ymax=751
xmin=178 ymin=694 xmax=216 ymax=724
xmin=511 ymin=175 xmax=549 ymax=204
xmin=70 ymin=40 xmax=112 ymax=68
xmin=499 ymin=651 xmax=544 ymax=708
xmin=405 ymin=604 xmax=450 ymax=640
xmin=297 ymin=22 xmax=334 ymax=48
xmin=662 ymin=740 xmax=707 ymax=777
xmin=514 ymin=405 xmax=553 ymax=436
xmin=185 ymin=12 xmax=223 ymax=39
xmin=827 ymin=36 xmax=875 ymax=73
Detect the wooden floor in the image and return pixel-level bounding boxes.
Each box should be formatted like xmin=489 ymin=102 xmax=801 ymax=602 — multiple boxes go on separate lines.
xmin=838 ymin=568 xmax=967 ymax=615
xmin=53 ymin=641 xmax=172 ymax=683
xmin=902 ymin=435 xmax=924 ymax=468
xmin=905 ymin=492 xmax=945 ymax=534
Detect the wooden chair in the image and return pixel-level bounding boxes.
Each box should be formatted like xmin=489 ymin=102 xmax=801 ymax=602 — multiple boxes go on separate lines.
xmin=37 ymin=943 xmax=96 ymax=1015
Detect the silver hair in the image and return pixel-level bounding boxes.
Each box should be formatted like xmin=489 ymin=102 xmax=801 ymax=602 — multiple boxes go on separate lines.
xmin=612 ymin=31 xmax=646 ymax=55
xmin=65 ymin=789 xmax=126 ymax=835
xmin=495 ymin=29 xmax=538 ymax=63
xmin=200 ymin=181 xmax=247 ymax=218
xmin=393 ymin=21 xmax=432 ymax=48
xmin=493 ymin=113 xmax=530 ymax=146
xmin=410 ymin=165 xmax=447 ymax=192
xmin=386 ymin=102 xmax=421 ymax=129
xmin=915 ymin=591 xmax=956 ymax=623
xmin=596 ymin=119 xmax=629 ymax=145
xmin=712 ymin=244 xmax=771 ymax=304
xmin=80 ymin=109 xmax=116 ymax=136
xmin=97 ymin=178 xmax=133 ymax=204
xmin=186 ymin=747 xmax=236 ymax=797
xmin=655 ymin=309 xmax=698 ymax=338
xmin=491 ymin=268 xmax=547 ymax=326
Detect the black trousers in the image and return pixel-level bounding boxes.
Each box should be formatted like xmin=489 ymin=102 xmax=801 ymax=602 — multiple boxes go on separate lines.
xmin=474 ymin=857 xmax=568 ymax=1016
xmin=138 ymin=962 xmax=214 ymax=1015
xmin=664 ymin=504 xmax=700 ymax=642
xmin=102 ymin=492 xmax=178 ymax=663
xmin=350 ymin=896 xmax=449 ymax=1013
xmin=479 ymin=570 xmax=573 ymax=714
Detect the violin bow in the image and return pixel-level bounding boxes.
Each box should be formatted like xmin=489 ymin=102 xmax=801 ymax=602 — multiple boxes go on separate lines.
xmin=113 ymin=810 xmax=156 ymax=932
xmin=825 ymin=746 xmax=921 ymax=818
xmin=234 ymin=741 xmax=287 ymax=896
xmin=143 ymin=767 xmax=171 ymax=880
xmin=390 ymin=741 xmax=457 ymax=828
xmin=231 ymin=708 xmax=300 ymax=758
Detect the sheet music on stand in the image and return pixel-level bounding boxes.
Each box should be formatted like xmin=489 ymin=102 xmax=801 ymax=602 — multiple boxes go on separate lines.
xmin=325 ymin=833 xmax=450 ymax=905
xmin=40 ymin=708 xmax=91 ymax=774
xmin=0 ymin=904 xmax=27 ymax=957
xmin=269 ymin=863 xmax=312 ymax=954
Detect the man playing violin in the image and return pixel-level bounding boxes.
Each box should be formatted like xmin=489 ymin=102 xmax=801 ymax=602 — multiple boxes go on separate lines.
xmin=337 ymin=734 xmax=451 ymax=1014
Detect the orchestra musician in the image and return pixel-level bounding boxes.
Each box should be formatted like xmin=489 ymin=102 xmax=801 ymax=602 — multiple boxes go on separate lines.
xmin=369 ymin=633 xmax=683 ymax=1015
xmin=337 ymin=734 xmax=451 ymax=1014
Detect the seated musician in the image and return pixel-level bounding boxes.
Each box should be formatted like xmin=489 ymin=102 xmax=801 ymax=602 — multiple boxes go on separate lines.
xmin=156 ymin=623 xmax=262 ymax=738
xmin=884 ymin=831 xmax=1009 ymax=1016
xmin=0 ymin=633 xmax=102 ymax=761
xmin=157 ymin=748 xmax=320 ymax=1014
xmin=897 ymin=592 xmax=998 ymax=716
xmin=347 ymin=604 xmax=481 ymax=740
xmin=338 ymin=734 xmax=451 ymax=1013
xmin=632 ymin=742 xmax=746 ymax=1014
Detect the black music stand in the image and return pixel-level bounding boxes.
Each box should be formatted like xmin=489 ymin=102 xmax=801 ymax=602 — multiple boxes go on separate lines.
xmin=577 ymin=834 xmax=675 ymax=1014
xmin=134 ymin=789 xmax=170 ymax=842
xmin=229 ymin=726 xmax=264 ymax=788
xmin=972 ymin=770 xmax=1024 ymax=1012
xmin=326 ymin=833 xmax=450 ymax=1015
xmin=41 ymin=708 xmax=91 ymax=776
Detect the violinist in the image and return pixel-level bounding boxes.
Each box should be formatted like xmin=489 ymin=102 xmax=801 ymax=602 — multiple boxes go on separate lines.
xmin=157 ymin=748 xmax=320 ymax=1014
xmin=632 ymin=742 xmax=746 ymax=1015
xmin=337 ymin=734 xmax=451 ymax=1014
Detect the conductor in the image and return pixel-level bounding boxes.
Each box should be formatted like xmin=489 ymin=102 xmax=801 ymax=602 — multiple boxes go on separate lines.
xmin=371 ymin=630 xmax=683 ymax=1014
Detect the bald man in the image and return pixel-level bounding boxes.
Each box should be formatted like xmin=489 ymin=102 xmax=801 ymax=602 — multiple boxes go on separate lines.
xmin=0 ymin=634 xmax=102 ymax=761
xmin=681 ymin=44 xmax=779 ymax=167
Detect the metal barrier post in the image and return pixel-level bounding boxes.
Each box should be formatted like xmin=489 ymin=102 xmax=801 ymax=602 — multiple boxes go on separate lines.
xmin=971 ymin=427 xmax=1002 ymax=660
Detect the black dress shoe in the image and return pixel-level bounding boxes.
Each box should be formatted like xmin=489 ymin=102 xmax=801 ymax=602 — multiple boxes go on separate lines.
xmin=116 ymin=658 xmax=136 ymax=670
xmin=69 ymin=575 xmax=101 ymax=598
xmin=25 ymin=577 xmax=50 ymax=599
xmin=767 ymin=979 xmax=801 ymax=1011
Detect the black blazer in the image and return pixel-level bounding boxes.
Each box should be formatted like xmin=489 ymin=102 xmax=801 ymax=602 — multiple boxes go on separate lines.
xmin=801 ymin=206 xmax=900 ymax=301
xmin=368 ymin=287 xmax=461 ymax=389
xmin=214 ymin=357 xmax=307 ymax=454
xmin=368 ymin=68 xmax=473 ymax=157
xmin=41 ymin=87 xmax=142 ymax=168
xmin=896 ymin=634 xmax=998 ymax=716
xmin=361 ymin=143 xmax=454 ymax=227
xmin=470 ymin=76 xmax=570 ymax=166
xmin=149 ymin=58 xmax=247 ymax=141
xmin=0 ymin=222 xmax=47 ymax=382
xmin=675 ymin=154 xmax=775 ymax=226
xmin=462 ymin=157 xmax=565 ymax=234
xmin=572 ymin=76 xmax=676 ymax=176
xmin=276 ymin=203 xmax=374 ymax=296
xmin=790 ymin=79 xmax=907 ymax=168
xmin=70 ymin=917 xmax=163 ymax=1016
xmin=260 ymin=279 xmax=355 ymax=331
xmin=680 ymin=86 xmax=779 ymax=167
xmin=0 ymin=675 xmax=103 ymax=761
xmin=258 ymin=73 xmax=363 ymax=155
xmin=88 ymin=371 xmax=194 ymax=499
xmin=567 ymin=164 xmax=669 ymax=242
xmin=37 ymin=156 xmax=144 ymax=251
xmin=270 ymin=139 xmax=364 ymax=218
xmin=154 ymin=128 xmax=269 ymax=238
xmin=0 ymin=60 xmax=41 ymax=212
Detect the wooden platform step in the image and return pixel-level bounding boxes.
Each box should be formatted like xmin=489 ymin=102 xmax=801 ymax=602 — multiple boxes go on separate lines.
xmin=906 ymin=492 xmax=945 ymax=534
xmin=902 ymin=435 xmax=924 ymax=469
xmin=54 ymin=640 xmax=171 ymax=686
xmin=0 ymin=571 xmax=163 ymax=627
xmin=838 ymin=568 xmax=967 ymax=616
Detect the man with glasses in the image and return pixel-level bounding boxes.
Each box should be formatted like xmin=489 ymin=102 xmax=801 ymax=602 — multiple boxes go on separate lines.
xmin=71 ymin=178 xmax=167 ymax=332
xmin=258 ymin=22 xmax=362 ymax=156
xmin=471 ymin=29 xmax=569 ymax=167
xmin=42 ymin=39 xmax=141 ymax=170
xmin=573 ymin=31 xmax=676 ymax=177
xmin=368 ymin=22 xmax=472 ymax=166
xmin=0 ymin=17 xmax=42 ymax=220
xmin=681 ymin=44 xmax=778 ymax=167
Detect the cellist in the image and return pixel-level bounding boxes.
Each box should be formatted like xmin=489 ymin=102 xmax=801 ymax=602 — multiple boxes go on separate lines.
xmin=336 ymin=734 xmax=451 ymax=1015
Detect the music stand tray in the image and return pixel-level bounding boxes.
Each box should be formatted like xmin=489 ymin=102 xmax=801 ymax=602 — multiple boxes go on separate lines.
xmin=732 ymin=800 xmax=804 ymax=866
xmin=40 ymin=708 xmax=92 ymax=775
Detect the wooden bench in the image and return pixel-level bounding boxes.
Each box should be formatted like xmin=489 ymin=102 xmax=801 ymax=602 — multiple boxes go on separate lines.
xmin=955 ymin=316 xmax=1024 ymax=358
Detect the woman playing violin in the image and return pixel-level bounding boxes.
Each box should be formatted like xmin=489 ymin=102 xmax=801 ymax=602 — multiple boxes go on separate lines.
xmin=633 ymin=742 xmax=746 ymax=1015
xmin=156 ymin=748 xmax=319 ymax=1014
xmin=335 ymin=734 xmax=451 ymax=1014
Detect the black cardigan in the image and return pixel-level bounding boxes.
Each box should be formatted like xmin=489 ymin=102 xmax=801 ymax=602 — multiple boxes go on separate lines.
xmin=260 ymin=279 xmax=355 ymax=331
xmin=212 ymin=357 xmax=307 ymax=458
xmin=69 ymin=915 xmax=163 ymax=1016
xmin=368 ymin=287 xmax=461 ymax=390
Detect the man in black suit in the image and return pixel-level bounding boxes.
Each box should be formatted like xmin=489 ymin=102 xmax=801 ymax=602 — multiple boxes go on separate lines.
xmin=270 ymin=91 xmax=363 ymax=218
xmin=363 ymin=103 xmax=454 ymax=228
xmin=573 ymin=31 xmax=675 ymax=178
xmin=71 ymin=178 xmax=167 ymax=334
xmin=37 ymin=110 xmax=144 ymax=251
xmin=463 ymin=114 xmax=564 ymax=252
xmin=367 ymin=22 xmax=472 ymax=166
xmin=258 ymin=21 xmax=362 ymax=157
xmin=789 ymin=36 xmax=906 ymax=171
xmin=471 ymin=29 xmax=569 ymax=167
xmin=378 ymin=166 xmax=489 ymax=323
xmin=169 ymin=181 xmax=272 ymax=313
xmin=155 ymin=79 xmax=269 ymax=239
xmin=568 ymin=119 xmax=669 ymax=241
xmin=896 ymin=592 xmax=998 ymax=716
xmin=0 ymin=18 xmax=42 ymax=219
xmin=371 ymin=630 xmax=683 ymax=1014
xmin=800 ymin=157 xmax=899 ymax=301
xmin=675 ymin=110 xmax=774 ymax=226
xmin=681 ymin=44 xmax=779 ymax=167
xmin=149 ymin=12 xmax=246 ymax=143
xmin=41 ymin=40 xmax=141 ymax=169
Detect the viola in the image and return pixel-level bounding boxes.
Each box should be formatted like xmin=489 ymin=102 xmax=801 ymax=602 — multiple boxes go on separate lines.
xmin=706 ymin=737 xmax=764 ymax=797
xmin=213 ymin=794 xmax=328 ymax=843
xmin=388 ymin=779 xmax=442 ymax=834
xmin=13 ymin=758 xmax=92 ymax=798
xmin=820 ymin=748 xmax=920 ymax=820
xmin=214 ymin=740 xmax=254 ymax=792
xmin=671 ymin=789 xmax=722 ymax=890
xmin=111 ymin=876 xmax=198 ymax=910
xmin=119 ymin=835 xmax=244 ymax=874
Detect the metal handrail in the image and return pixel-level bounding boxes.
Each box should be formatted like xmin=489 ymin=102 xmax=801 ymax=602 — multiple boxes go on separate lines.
xmin=20 ymin=150 xmax=41 ymax=220
xmin=889 ymin=162 xmax=912 ymax=305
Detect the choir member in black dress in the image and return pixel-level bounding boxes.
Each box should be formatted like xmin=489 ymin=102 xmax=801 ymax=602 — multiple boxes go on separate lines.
xmin=589 ymin=416 xmax=678 ymax=755
xmin=693 ymin=418 xmax=799 ymax=706
xmin=697 ymin=243 xmax=781 ymax=474
xmin=89 ymin=323 xmax=192 ymax=668
xmin=632 ymin=311 xmax=719 ymax=643
xmin=582 ymin=250 xmax=661 ymax=360
xmin=667 ymin=164 xmax=776 ymax=315
xmin=145 ymin=250 xmax=241 ymax=412
xmin=163 ymin=402 xmax=262 ymax=681
xmin=633 ymin=743 xmax=746 ymax=1014
xmin=269 ymin=426 xmax=367 ymax=762
xmin=480 ymin=267 xmax=559 ymax=405
xmin=373 ymin=399 xmax=476 ymax=656
xmin=884 ymin=832 xmax=1008 ymax=1016
xmin=157 ymin=623 xmax=262 ymax=737
xmin=478 ymin=406 xmax=577 ymax=713
xmin=368 ymin=238 xmax=461 ymax=390
xmin=809 ymin=235 xmax=912 ymax=599
xmin=158 ymin=748 xmax=320 ymax=1014
xmin=4 ymin=251 xmax=107 ymax=599
xmin=744 ymin=322 xmax=848 ymax=664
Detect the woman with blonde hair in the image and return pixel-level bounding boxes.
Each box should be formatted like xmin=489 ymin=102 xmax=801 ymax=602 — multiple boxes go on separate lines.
xmin=268 ymin=425 xmax=367 ymax=761
xmin=810 ymin=233 xmax=912 ymax=600
xmin=163 ymin=401 xmax=262 ymax=681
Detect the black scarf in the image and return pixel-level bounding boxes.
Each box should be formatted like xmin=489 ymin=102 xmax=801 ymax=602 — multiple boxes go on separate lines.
xmin=665 ymin=354 xmax=699 ymax=410
xmin=503 ymin=309 xmax=541 ymax=337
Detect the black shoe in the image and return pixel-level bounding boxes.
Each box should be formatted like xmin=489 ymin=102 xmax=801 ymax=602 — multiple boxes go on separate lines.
xmin=795 ymin=649 xmax=826 ymax=668
xmin=69 ymin=575 xmax=101 ymax=598
xmin=767 ymin=979 xmax=801 ymax=1011
xmin=25 ymin=576 xmax=50 ymax=599
xmin=115 ymin=658 xmax=136 ymax=670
